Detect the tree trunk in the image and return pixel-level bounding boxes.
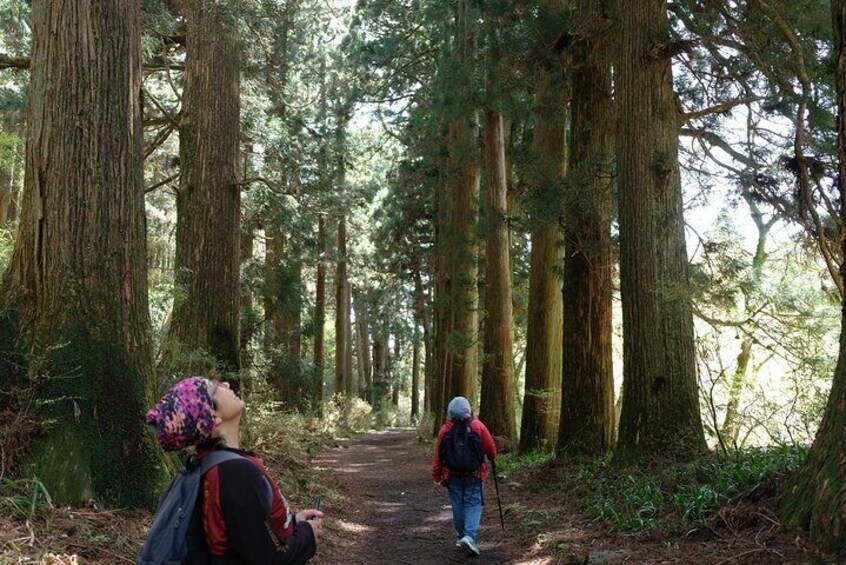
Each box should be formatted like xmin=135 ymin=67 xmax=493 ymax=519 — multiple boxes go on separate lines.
xmin=335 ymin=216 xmax=349 ymax=396
xmin=264 ymin=229 xmax=287 ymax=399
xmin=780 ymin=1 xmax=846 ymax=553
xmin=0 ymin=0 xmax=159 ymax=506
xmin=345 ymin=278 xmax=355 ymax=397
xmin=412 ymin=323 xmax=421 ymax=420
xmin=615 ymin=0 xmax=706 ymax=460
xmin=372 ymin=335 xmax=391 ymax=412
xmin=354 ymin=291 xmax=372 ymax=403
xmin=558 ymin=0 xmax=615 ymax=456
xmin=720 ymin=337 xmax=752 ymax=443
xmin=313 ymin=216 xmax=327 ymax=415
xmin=283 ymin=242 xmax=303 ymax=408
xmin=0 ymin=166 xmax=11 ymax=227
xmin=480 ymin=110 xmax=517 ymax=440
xmin=168 ymin=0 xmax=241 ymax=385
xmin=520 ymin=3 xmax=566 ymax=452
xmin=0 ymin=114 xmax=22 ymax=228
xmin=412 ymin=268 xmax=427 ymax=418
xmin=433 ymin=160 xmax=449 ymax=426
xmin=721 ymin=195 xmax=771 ymax=443
xmin=443 ymin=0 xmax=480 ymax=408
xmin=239 ymin=218 xmax=255 ymax=375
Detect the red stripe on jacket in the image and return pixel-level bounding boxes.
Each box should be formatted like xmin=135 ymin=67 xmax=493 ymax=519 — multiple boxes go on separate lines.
xmin=432 ymin=418 xmax=497 ymax=482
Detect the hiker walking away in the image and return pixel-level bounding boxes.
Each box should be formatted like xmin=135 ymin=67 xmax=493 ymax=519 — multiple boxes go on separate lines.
xmin=432 ymin=396 xmax=497 ymax=558
xmin=145 ymin=376 xmax=322 ymax=564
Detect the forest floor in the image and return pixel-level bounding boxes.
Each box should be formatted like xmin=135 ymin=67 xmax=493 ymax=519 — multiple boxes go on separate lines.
xmin=0 ymin=428 xmax=839 ymax=564
xmin=310 ymin=429 xmax=833 ymax=565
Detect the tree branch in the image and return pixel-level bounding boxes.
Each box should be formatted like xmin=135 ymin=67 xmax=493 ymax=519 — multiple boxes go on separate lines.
xmin=680 ymin=127 xmax=760 ymax=168
xmin=237 ymin=177 xmax=299 ymax=199
xmin=683 ymin=96 xmax=761 ymax=122
xmin=2 ymin=53 xmax=185 ymax=72
xmin=0 ymin=54 xmax=28 ymax=70
xmin=145 ymin=173 xmax=179 ymax=194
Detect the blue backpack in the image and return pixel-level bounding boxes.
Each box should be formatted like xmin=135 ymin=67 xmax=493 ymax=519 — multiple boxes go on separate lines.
xmin=137 ymin=450 xmax=272 ymax=565
xmin=439 ymin=418 xmax=485 ymax=475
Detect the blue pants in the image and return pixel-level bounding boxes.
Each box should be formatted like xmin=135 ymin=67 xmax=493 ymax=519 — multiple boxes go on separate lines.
xmin=446 ymin=476 xmax=483 ymax=542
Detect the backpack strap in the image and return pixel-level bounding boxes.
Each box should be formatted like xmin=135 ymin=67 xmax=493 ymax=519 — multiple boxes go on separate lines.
xmin=198 ymin=450 xmax=274 ymax=512
xmin=199 ymin=450 xmax=247 ymax=475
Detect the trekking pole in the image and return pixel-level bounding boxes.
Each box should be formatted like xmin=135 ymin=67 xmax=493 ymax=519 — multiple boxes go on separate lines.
xmin=491 ymin=459 xmax=505 ymax=531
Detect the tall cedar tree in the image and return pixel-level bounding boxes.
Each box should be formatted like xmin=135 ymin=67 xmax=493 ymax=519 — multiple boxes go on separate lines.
xmin=615 ymin=0 xmax=706 ymax=459
xmin=167 ymin=0 xmax=242 ymax=382
xmin=265 ymin=231 xmax=289 ymax=398
xmin=558 ymin=0 xmax=615 ymax=456
xmin=335 ymin=216 xmax=350 ymax=395
xmin=0 ymin=0 xmax=159 ymax=505
xmin=520 ymin=0 xmax=566 ymax=453
xmin=480 ymin=110 xmax=517 ymax=439
xmin=354 ymin=290 xmax=373 ymax=402
xmin=313 ymin=215 xmax=327 ymax=415
xmin=780 ymin=1 xmax=846 ymax=553
xmin=412 ymin=268 xmax=427 ymax=419
xmin=441 ymin=0 xmax=480 ymax=408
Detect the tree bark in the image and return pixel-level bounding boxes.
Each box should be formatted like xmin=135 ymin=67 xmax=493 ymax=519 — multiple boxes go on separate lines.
xmin=520 ymin=1 xmax=566 ymax=453
xmin=354 ymin=290 xmax=372 ymax=403
xmin=412 ymin=268 xmax=427 ymax=418
xmin=167 ymin=0 xmax=241 ymax=385
xmin=0 ymin=0 xmax=158 ymax=506
xmin=721 ymin=194 xmax=771 ymax=443
xmin=372 ymin=325 xmax=391 ymax=412
xmin=392 ymin=334 xmax=401 ymax=407
xmin=480 ymin=110 xmax=517 ymax=440
xmin=615 ymin=0 xmax=706 ymax=460
xmin=780 ymin=0 xmax=846 ymax=553
xmin=443 ymin=0 xmax=480 ymax=408
xmin=264 ymin=229 xmax=288 ymax=399
xmin=313 ymin=215 xmax=327 ymax=415
xmin=239 ymin=217 xmax=255 ymax=375
xmin=345 ymin=278 xmax=355 ymax=397
xmin=335 ymin=216 xmax=350 ymax=396
xmin=558 ymin=0 xmax=615 ymax=456
xmin=433 ymin=154 xmax=449 ymax=426
xmin=412 ymin=323 xmax=421 ymax=420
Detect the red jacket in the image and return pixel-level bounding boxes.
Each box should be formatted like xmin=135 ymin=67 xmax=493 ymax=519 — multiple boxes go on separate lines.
xmin=432 ymin=418 xmax=497 ymax=482
xmin=199 ymin=447 xmax=316 ymax=564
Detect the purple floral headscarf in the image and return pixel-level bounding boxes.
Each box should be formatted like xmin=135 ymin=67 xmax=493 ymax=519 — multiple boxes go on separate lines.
xmin=145 ymin=376 xmax=216 ymax=451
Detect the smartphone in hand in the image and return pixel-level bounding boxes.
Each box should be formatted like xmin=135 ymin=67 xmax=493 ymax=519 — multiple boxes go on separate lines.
xmin=311 ymin=494 xmax=321 ymax=519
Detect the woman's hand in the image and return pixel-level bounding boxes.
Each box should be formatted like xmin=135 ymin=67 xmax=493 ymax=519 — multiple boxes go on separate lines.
xmin=303 ymin=515 xmax=322 ymax=543
xmin=296 ymin=509 xmax=323 ymax=523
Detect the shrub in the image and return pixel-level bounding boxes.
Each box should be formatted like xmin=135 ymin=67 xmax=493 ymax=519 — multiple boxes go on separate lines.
xmin=573 ymin=445 xmax=808 ymax=533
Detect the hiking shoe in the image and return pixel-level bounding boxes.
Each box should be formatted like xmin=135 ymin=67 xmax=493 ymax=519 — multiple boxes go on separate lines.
xmin=459 ymin=536 xmax=480 ymax=557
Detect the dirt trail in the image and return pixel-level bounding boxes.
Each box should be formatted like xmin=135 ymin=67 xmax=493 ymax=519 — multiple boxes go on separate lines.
xmin=311 ymin=429 xmax=542 ymax=565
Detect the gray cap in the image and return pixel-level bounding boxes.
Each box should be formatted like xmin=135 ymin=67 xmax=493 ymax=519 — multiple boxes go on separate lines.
xmin=447 ymin=396 xmax=472 ymax=420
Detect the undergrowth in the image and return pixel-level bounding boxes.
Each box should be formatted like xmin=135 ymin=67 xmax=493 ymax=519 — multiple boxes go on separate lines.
xmin=0 ymin=379 xmax=380 ymax=562
xmin=572 ymin=445 xmax=808 ymax=534
xmin=497 ymin=448 xmax=555 ymax=475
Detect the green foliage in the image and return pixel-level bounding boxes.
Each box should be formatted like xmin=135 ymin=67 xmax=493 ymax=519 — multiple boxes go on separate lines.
xmin=321 ymin=394 xmax=374 ymax=435
xmin=415 ymin=410 xmax=436 ymax=440
xmin=497 ymin=449 xmax=555 ymax=476
xmin=0 ymin=226 xmax=12 ymax=273
xmin=574 ymin=446 xmax=808 ymax=534
xmin=0 ymin=477 xmax=54 ymax=519
xmin=503 ymin=501 xmax=559 ymax=534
